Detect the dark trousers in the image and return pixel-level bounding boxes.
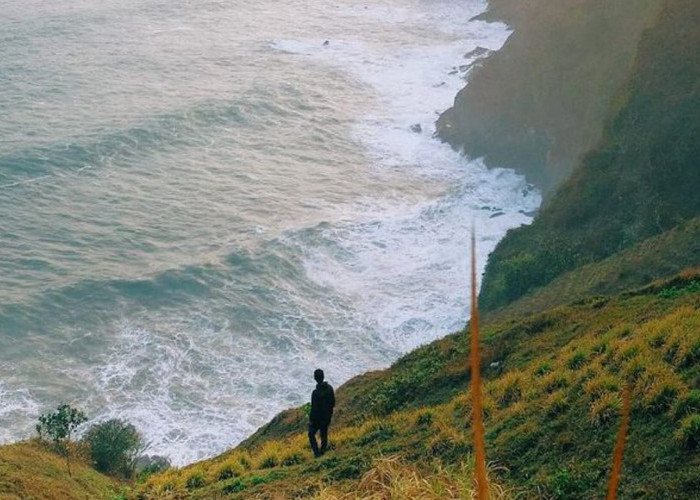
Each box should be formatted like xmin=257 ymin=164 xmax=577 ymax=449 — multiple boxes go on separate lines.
xmin=308 ymin=421 xmax=329 ymax=456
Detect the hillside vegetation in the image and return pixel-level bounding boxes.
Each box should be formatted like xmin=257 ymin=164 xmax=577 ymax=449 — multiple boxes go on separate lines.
xmin=479 ymin=0 xmax=700 ymax=310
xmin=437 ymin=0 xmax=663 ymax=193
xmin=0 ymin=440 xmax=120 ymax=500
xmin=134 ymin=271 xmax=700 ymax=499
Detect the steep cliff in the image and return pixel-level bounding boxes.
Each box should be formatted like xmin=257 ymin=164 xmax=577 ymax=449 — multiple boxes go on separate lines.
xmin=480 ymin=0 xmax=700 ymax=310
xmin=437 ymin=0 xmax=663 ymax=194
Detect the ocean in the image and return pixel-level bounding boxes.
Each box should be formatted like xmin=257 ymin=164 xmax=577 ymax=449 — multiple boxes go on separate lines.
xmin=0 ymin=0 xmax=540 ymax=464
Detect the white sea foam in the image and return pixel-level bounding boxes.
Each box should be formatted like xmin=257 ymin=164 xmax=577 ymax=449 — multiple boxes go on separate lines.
xmin=0 ymin=381 xmax=39 ymax=444
xmin=274 ymin=3 xmax=538 ymax=352
xmin=95 ymin=1 xmax=538 ymax=464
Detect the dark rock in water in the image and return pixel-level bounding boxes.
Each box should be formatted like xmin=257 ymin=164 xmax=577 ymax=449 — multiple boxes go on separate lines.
xmin=464 ymin=46 xmax=490 ymax=59
xmin=410 ymin=123 xmax=422 ymax=133
xmin=481 ymin=206 xmax=492 ymax=211
xmin=459 ymin=65 xmax=470 ymax=72
xmin=448 ymin=69 xmax=458 ymax=75
xmin=433 ymin=81 xmax=447 ymax=88
xmin=519 ymin=209 xmax=539 ymax=217
xmin=323 ymin=40 xmax=330 ymax=46
xmin=489 ymin=211 xmax=506 ymax=218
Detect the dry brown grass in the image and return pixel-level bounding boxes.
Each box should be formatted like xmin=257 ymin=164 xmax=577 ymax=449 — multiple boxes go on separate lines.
xmin=311 ymin=455 xmax=510 ymax=500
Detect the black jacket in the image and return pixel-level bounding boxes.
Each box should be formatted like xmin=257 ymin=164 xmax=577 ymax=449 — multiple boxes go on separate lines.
xmin=310 ymin=381 xmax=335 ymax=425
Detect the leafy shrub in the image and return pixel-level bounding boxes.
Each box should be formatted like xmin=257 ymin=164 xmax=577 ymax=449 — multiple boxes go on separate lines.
xmin=36 ymin=403 xmax=87 ymax=447
xmin=83 ymin=419 xmax=145 ymax=478
xmin=36 ymin=403 xmax=87 ymax=476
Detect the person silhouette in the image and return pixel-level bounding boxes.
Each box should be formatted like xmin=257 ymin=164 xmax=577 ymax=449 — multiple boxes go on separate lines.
xmin=308 ymin=368 xmax=335 ymax=457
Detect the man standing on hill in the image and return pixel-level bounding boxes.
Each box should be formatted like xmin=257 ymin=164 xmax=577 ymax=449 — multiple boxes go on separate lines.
xmin=308 ymin=368 xmax=335 ymax=457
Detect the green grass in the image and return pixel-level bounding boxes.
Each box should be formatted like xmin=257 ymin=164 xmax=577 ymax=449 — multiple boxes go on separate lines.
xmin=0 ymin=440 xmax=121 ymax=500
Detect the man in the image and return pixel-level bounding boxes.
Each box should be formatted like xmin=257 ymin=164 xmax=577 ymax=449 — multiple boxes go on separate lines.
xmin=308 ymin=368 xmax=335 ymax=457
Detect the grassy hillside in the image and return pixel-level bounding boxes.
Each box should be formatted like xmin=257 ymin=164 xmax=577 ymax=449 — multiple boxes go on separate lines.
xmin=134 ymin=271 xmax=700 ymax=499
xmin=479 ymin=0 xmax=700 ymax=310
xmin=0 ymin=440 xmax=121 ymax=500
xmin=486 ymin=216 xmax=700 ymax=322
xmin=436 ymin=0 xmax=663 ymax=193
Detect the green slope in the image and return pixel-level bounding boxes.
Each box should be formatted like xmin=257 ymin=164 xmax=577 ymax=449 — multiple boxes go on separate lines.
xmin=0 ymin=441 xmax=121 ymax=500
xmin=480 ymin=0 xmax=700 ymax=310
xmin=134 ymin=271 xmax=700 ymax=499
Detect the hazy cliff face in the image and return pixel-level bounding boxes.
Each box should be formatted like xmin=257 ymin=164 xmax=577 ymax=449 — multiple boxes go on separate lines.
xmin=479 ymin=0 xmax=700 ymax=310
xmin=437 ymin=0 xmax=663 ymax=194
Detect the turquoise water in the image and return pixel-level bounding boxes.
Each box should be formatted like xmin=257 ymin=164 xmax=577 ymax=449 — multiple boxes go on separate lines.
xmin=0 ymin=0 xmax=539 ymax=463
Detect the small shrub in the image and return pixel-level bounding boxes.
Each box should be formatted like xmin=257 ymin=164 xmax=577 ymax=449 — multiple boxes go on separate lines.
xmin=186 ymin=471 xmax=206 ymax=490
xmin=260 ymin=455 xmax=278 ymax=469
xmin=83 ymin=419 xmax=145 ymax=479
xmin=36 ymin=403 xmax=87 ymax=476
xmin=674 ymin=414 xmax=700 ymax=449
xmin=36 ymin=403 xmax=87 ymax=446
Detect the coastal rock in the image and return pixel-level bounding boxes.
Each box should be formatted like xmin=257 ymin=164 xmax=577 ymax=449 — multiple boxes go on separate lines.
xmin=464 ymin=46 xmax=489 ymax=59
xmin=410 ymin=123 xmax=422 ymax=133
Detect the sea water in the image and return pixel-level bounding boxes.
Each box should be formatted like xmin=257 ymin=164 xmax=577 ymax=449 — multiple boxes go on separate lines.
xmin=0 ymin=0 xmax=540 ymax=464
